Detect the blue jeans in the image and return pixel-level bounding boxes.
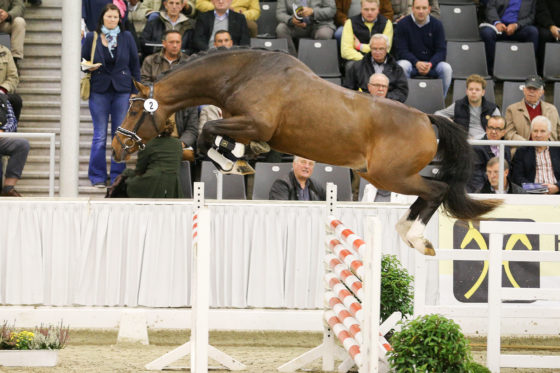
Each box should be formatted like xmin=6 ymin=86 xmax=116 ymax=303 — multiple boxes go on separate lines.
xmin=397 ymin=59 xmax=452 ymax=97
xmin=479 ymin=25 xmax=539 ymax=75
xmin=88 ymin=91 xmax=129 ymax=185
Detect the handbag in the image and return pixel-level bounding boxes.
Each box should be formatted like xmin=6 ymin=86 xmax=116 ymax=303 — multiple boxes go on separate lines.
xmin=80 ymin=32 xmax=98 ymax=101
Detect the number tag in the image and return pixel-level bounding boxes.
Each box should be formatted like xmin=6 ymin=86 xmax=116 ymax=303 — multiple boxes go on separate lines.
xmin=144 ymin=99 xmax=158 ymax=113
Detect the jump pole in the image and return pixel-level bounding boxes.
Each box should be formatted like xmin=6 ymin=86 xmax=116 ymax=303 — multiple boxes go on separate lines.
xmin=145 ymin=182 xmax=246 ymax=371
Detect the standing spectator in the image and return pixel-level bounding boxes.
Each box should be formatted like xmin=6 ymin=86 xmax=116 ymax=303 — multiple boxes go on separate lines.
xmin=395 ymin=0 xmax=452 ymax=96
xmin=0 ymin=0 xmax=25 ymax=71
xmin=140 ymin=0 xmax=195 ymax=56
xmin=196 ymin=0 xmax=260 ymax=37
xmin=275 ymin=0 xmax=336 ymax=56
xmin=83 ymin=0 xmax=128 ymax=33
xmin=435 ymin=74 xmax=500 ymax=139
xmin=479 ymin=0 xmax=538 ymax=75
xmin=479 ymin=157 xmax=524 ymax=194
xmin=81 ymin=4 xmax=141 ymax=187
xmin=0 ymin=43 xmax=26 ymax=197
xmin=535 ymin=0 xmax=560 ymax=74
xmin=468 ymin=115 xmax=512 ymax=192
xmin=340 ymin=0 xmax=393 ymax=68
xmin=343 ymin=33 xmax=408 ymax=102
xmin=269 ymin=156 xmax=326 ymax=200
xmin=192 ymin=0 xmax=250 ymax=52
xmin=511 ymin=115 xmax=560 ymax=194
xmin=334 ymin=0 xmax=393 ymax=46
xmin=392 ymin=0 xmax=439 ymax=22
xmin=504 ymin=75 xmax=560 ymax=141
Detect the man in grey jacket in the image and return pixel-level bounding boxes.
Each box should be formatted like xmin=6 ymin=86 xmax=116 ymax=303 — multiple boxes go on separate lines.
xmin=275 ymin=0 xmax=336 ymax=56
xmin=0 ymin=0 xmax=25 ymax=70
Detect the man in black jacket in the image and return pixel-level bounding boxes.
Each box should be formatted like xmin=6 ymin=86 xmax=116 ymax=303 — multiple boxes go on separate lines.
xmin=343 ymin=33 xmax=408 ymax=103
xmin=192 ymin=0 xmax=250 ymax=52
xmin=435 ymin=74 xmax=500 ymax=139
xmin=269 ymin=156 xmax=326 ymax=200
xmin=479 ymin=157 xmax=525 ymax=194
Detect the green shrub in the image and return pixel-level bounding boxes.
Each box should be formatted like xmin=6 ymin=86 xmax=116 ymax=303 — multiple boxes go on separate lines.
xmin=380 ymin=255 xmax=414 ymax=322
xmin=388 ymin=314 xmax=473 ymax=372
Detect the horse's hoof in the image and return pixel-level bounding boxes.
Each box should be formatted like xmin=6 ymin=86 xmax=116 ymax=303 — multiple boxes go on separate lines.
xmin=423 ymin=240 xmax=436 ymax=256
xmin=249 ymin=141 xmax=270 ymax=155
xmin=223 ymin=160 xmax=255 ymax=175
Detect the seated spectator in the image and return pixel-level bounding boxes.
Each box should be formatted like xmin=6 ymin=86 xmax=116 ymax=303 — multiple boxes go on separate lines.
xmin=0 ymin=0 xmax=25 ymax=72
xmin=479 ymin=157 xmax=524 ymax=194
xmin=334 ymin=0 xmax=393 ymax=46
xmin=468 ymin=115 xmax=511 ymax=192
xmin=141 ymin=30 xmax=198 ymax=158
xmin=81 ymin=4 xmax=141 ymax=187
xmin=511 ymin=115 xmax=560 ymax=194
xmin=535 ymin=0 xmax=560 ymax=74
xmin=269 ymin=156 xmax=326 ymax=200
xmin=395 ymin=0 xmax=451 ymax=96
xmin=391 ymin=0 xmax=439 ymax=22
xmin=275 ymin=0 xmax=335 ymax=56
xmin=196 ymin=0 xmax=260 ymax=37
xmin=479 ymin=0 xmax=538 ymax=75
xmin=140 ymin=0 xmax=195 ymax=56
xmin=192 ymin=0 xmax=250 ymax=52
xmin=212 ymin=29 xmax=233 ymax=48
xmin=344 ymin=33 xmax=407 ymax=102
xmin=0 ymin=44 xmax=26 ymax=197
xmin=127 ymin=0 xmax=149 ymax=34
xmin=142 ymin=0 xmax=195 ymax=23
xmin=340 ymin=0 xmax=393 ymax=68
xmin=504 ymin=75 xmax=560 ymax=141
xmin=110 ymin=125 xmax=184 ymax=198
xmin=435 ymin=74 xmax=500 ymax=139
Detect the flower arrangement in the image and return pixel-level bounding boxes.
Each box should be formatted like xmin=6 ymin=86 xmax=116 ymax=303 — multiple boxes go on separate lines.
xmin=0 ymin=321 xmax=69 ymax=350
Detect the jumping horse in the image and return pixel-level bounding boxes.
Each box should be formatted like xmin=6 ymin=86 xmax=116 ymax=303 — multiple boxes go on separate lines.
xmin=112 ymin=47 xmax=501 ymax=256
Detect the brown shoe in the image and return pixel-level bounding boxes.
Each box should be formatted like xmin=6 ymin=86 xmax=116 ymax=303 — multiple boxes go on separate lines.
xmin=1 ymin=189 xmax=22 ymax=197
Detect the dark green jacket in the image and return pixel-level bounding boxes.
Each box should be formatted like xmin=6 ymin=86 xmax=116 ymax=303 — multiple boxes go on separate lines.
xmin=124 ymin=136 xmax=183 ymax=198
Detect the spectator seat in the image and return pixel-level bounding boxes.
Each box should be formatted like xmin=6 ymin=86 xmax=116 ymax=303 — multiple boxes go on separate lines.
xmin=405 ymin=78 xmax=445 ymax=114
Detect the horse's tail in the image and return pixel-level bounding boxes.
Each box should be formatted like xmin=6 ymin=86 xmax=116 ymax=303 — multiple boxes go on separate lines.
xmin=428 ymin=114 xmax=502 ymax=220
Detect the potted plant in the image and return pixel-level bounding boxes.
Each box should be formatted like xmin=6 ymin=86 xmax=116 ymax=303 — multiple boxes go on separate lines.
xmin=380 ymin=254 xmax=414 ymax=324
xmin=0 ymin=321 xmax=69 ymax=367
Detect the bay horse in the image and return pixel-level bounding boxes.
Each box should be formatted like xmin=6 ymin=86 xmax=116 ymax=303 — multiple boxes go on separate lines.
xmin=112 ymin=47 xmax=501 ymax=256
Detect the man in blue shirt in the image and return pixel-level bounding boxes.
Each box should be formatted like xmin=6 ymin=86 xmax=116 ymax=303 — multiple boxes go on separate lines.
xmin=479 ymin=0 xmax=538 ymax=75
xmin=395 ymin=0 xmax=452 ymax=96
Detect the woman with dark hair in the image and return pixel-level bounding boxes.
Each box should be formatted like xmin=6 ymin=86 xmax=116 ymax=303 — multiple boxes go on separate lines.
xmin=81 ymin=3 xmax=141 ymax=187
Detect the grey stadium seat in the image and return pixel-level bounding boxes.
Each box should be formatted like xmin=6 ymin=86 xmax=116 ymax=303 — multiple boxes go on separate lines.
xmin=297 ymin=39 xmax=341 ymax=78
xmin=312 ymin=163 xmax=353 ymax=201
xmin=543 ymin=43 xmax=560 ymax=82
xmin=200 ymin=161 xmax=246 ymax=199
xmin=257 ymin=2 xmax=278 ymax=38
xmin=179 ymin=161 xmax=192 ymax=198
xmin=446 ymin=41 xmax=490 ymax=79
xmin=252 ymin=162 xmax=293 ymax=200
xmin=250 ymin=38 xmax=289 ymax=53
xmin=440 ymin=4 xmax=480 ymax=41
xmin=493 ymin=42 xmax=537 ymax=81
xmin=405 ymin=79 xmax=445 ymax=114
xmin=501 ymin=81 xmax=525 ymax=111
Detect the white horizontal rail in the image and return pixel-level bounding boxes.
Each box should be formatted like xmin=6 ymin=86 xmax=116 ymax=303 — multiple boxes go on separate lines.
xmin=500 ymin=355 xmax=560 ymax=369
xmin=502 ymin=288 xmax=560 ymax=301
xmin=480 ymin=221 xmax=560 ymax=235
xmin=0 ymin=132 xmax=56 ymax=197
xmin=426 ymin=249 xmax=560 ymax=262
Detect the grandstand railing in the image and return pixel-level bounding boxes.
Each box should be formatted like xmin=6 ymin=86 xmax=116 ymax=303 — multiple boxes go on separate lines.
xmin=0 ymin=132 xmax=56 ymax=197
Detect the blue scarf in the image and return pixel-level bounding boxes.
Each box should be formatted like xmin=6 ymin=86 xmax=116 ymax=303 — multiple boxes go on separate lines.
xmin=101 ymin=25 xmax=120 ymax=59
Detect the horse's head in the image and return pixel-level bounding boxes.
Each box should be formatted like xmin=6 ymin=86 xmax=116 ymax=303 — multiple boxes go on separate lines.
xmin=112 ymin=80 xmax=166 ymax=162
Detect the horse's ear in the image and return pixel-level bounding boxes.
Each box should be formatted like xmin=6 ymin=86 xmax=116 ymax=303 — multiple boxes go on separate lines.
xmin=133 ymin=79 xmax=150 ymax=97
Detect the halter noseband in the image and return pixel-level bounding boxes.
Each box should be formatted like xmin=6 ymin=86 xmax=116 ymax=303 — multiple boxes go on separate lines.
xmin=115 ymin=84 xmax=160 ymax=153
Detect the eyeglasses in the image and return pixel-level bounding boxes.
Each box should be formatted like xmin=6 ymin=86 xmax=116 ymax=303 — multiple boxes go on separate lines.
xmin=487 ymin=126 xmax=504 ymax=132
xmin=368 ymin=83 xmax=388 ymax=89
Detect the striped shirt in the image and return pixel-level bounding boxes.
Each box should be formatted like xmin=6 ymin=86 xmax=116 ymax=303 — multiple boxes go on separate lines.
xmin=0 ymin=96 xmax=17 ymax=133
xmin=535 ymin=148 xmax=557 ymax=185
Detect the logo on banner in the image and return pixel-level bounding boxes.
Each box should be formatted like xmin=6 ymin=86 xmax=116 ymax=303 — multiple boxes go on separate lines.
xmin=452 ymin=219 xmax=540 ymax=303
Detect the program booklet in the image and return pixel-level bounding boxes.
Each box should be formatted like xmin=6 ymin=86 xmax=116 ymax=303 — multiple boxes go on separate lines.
xmin=81 ymin=58 xmax=102 ymax=71
xmin=522 ymin=182 xmax=548 ymax=194
xmin=479 ymin=22 xmax=502 ymax=35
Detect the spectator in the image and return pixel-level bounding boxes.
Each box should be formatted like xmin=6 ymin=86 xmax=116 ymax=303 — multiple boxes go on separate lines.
xmin=334 ymin=0 xmax=393 ymax=45
xmin=366 ymin=72 xmax=389 ymax=96
xmin=468 ymin=115 xmax=512 ymax=192
xmin=340 ymin=0 xmax=393 ymax=68
xmin=395 ymin=0 xmax=451 ymax=96
xmin=504 ymin=75 xmax=560 ymax=141
xmin=192 ymin=0 xmax=250 ymax=52
xmin=140 ymin=0 xmax=195 ymax=56
xmin=196 ymin=0 xmax=260 ymax=37
xmin=435 ymin=74 xmax=500 ymax=139
xmin=141 ymin=30 xmax=198 ymax=158
xmin=81 ymin=3 xmax=141 ymax=187
xmin=511 ymin=115 xmax=560 ymax=194
xmin=142 ymin=0 xmax=195 ymax=23
xmin=535 ymin=0 xmax=560 ymax=74
xmin=0 ymin=43 xmax=26 ymax=197
xmin=112 ymin=124 xmax=183 ymax=198
xmin=127 ymin=0 xmax=149 ymax=33
xmin=213 ymin=29 xmax=233 ymax=48
xmin=479 ymin=157 xmax=524 ymax=194
xmin=391 ymin=0 xmax=439 ymax=22
xmin=479 ymin=0 xmax=538 ymax=75
xmin=343 ymin=33 xmax=408 ymax=102
xmin=275 ymin=0 xmax=336 ymax=56
xmin=83 ymin=0 xmax=128 ymax=34
xmin=0 ymin=0 xmax=25 ymax=72
xmin=269 ymin=156 xmax=326 ymax=200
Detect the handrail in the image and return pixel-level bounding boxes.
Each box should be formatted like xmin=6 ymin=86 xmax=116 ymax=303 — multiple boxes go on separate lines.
xmin=0 ymin=132 xmax=56 ymax=197
xmin=467 ymin=139 xmax=560 ymax=194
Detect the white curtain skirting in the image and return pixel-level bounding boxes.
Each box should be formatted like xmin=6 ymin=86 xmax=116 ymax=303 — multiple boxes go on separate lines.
xmin=0 ymin=199 xmax=437 ymax=308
